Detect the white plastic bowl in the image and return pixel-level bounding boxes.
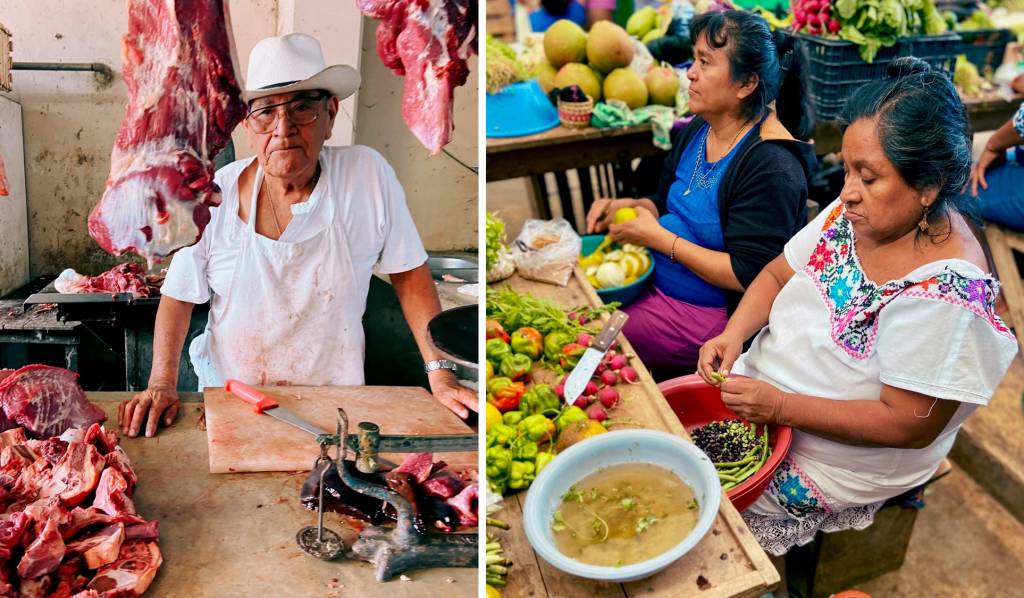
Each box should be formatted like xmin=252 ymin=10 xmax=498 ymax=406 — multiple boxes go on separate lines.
xmin=522 ymin=429 xmax=721 ymax=582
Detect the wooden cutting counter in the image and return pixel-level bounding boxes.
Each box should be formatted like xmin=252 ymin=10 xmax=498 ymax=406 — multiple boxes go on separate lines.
xmin=488 ymin=270 xmax=779 ymax=598
xmin=86 ymin=397 xmax=477 ymax=597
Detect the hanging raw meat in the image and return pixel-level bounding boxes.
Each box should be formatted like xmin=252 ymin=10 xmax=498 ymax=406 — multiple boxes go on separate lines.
xmin=89 ymin=0 xmax=246 ymax=265
xmin=357 ymin=0 xmax=477 ymax=155
xmin=53 ymin=263 xmax=159 ymax=298
xmin=0 ymin=154 xmax=9 ymax=197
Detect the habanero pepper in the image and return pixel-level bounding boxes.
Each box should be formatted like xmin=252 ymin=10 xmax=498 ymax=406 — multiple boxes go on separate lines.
xmin=535 ymin=451 xmax=555 ymax=474
xmin=560 ymin=342 xmax=588 ymax=369
xmin=498 ymin=353 xmax=533 ymax=382
xmin=501 ymin=410 xmax=526 ymax=427
xmin=487 ymin=423 xmax=517 ymax=448
xmin=508 ymin=460 xmax=536 ymax=490
xmin=510 ymin=327 xmax=544 ymax=360
xmin=487 ymin=377 xmax=525 ymax=412
xmin=486 ymin=319 xmax=511 ymax=343
xmin=517 ymin=414 xmax=556 ymax=443
xmin=554 ymin=405 xmax=588 ymax=433
xmin=543 ymin=331 xmax=575 ymax=362
xmin=486 ymin=338 xmax=512 ymax=365
xmin=520 ymin=384 xmax=561 ymax=417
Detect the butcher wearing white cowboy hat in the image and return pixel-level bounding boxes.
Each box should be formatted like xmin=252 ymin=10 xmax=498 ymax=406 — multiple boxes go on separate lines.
xmin=118 ymin=33 xmax=477 ymax=438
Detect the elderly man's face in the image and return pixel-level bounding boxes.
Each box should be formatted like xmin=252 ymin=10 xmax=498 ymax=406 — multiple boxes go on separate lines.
xmin=243 ymin=90 xmax=339 ymax=180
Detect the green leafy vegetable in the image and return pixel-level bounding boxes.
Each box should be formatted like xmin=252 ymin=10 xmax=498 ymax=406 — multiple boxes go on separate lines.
xmin=486 ymin=212 xmax=507 ymax=271
xmin=635 ymin=515 xmax=658 ymax=534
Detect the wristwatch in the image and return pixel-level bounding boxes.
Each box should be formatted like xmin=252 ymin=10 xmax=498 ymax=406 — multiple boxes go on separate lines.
xmin=424 ymin=359 xmax=458 ymax=374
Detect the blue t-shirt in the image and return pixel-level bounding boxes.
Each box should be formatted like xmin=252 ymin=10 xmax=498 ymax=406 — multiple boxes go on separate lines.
xmin=530 ymin=1 xmax=587 ymax=32
xmin=653 ymin=123 xmax=753 ymax=307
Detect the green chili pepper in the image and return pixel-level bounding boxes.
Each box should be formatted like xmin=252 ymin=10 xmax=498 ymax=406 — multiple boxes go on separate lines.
xmin=510 ymin=327 xmax=544 ymax=360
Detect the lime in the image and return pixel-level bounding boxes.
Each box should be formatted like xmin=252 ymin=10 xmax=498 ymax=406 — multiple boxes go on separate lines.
xmin=613 ymin=207 xmax=638 ymax=224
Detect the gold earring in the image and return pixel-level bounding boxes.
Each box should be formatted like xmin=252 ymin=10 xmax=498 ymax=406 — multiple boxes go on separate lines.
xmin=918 ymin=212 xmax=930 ymax=232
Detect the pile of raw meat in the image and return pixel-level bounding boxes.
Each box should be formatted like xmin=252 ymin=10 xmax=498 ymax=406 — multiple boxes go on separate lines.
xmin=88 ymin=0 xmax=246 ymax=265
xmin=302 ymin=452 xmax=478 ymax=534
xmin=357 ymin=0 xmax=477 ymax=155
xmin=54 ymin=264 xmax=159 ymax=299
xmin=0 ymin=366 xmax=162 ymax=597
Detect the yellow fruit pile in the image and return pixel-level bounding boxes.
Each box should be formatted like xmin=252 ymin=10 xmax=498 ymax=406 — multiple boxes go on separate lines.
xmin=580 ymin=243 xmax=651 ymax=289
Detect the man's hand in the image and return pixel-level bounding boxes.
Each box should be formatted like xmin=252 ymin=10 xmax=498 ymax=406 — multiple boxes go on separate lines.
xmin=719 ymin=377 xmax=785 ymax=425
xmin=118 ymin=386 xmax=180 ymax=438
xmin=428 ymin=370 xmax=478 ymax=419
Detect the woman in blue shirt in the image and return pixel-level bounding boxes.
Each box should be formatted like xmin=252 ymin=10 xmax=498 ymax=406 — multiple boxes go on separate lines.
xmin=586 ymin=11 xmax=814 ymax=379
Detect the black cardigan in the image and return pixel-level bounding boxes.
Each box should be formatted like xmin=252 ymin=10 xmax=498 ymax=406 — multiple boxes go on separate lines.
xmin=648 ymin=115 xmax=815 ymax=314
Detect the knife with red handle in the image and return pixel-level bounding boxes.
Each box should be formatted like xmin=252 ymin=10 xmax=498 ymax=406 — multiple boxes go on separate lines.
xmin=225 ymin=379 xmax=328 ymax=436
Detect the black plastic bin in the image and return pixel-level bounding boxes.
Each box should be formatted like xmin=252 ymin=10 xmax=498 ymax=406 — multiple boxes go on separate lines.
xmin=958 ymin=28 xmax=1013 ymax=76
xmin=794 ymin=31 xmax=961 ymax=122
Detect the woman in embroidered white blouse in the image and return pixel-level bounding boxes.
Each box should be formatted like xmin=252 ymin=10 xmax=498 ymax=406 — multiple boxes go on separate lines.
xmin=696 ymin=57 xmax=1018 ymax=577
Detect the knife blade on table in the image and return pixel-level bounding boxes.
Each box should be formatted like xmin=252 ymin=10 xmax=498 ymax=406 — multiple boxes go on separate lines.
xmin=563 ymin=310 xmax=629 ymax=406
xmin=224 ymin=380 xmax=412 ymax=468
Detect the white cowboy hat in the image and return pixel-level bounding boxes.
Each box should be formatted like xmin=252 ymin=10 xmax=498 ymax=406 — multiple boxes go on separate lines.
xmin=244 ymin=33 xmax=360 ymax=102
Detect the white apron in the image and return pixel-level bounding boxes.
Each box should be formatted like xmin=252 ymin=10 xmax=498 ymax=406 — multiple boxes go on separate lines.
xmin=189 ymin=165 xmax=365 ymax=388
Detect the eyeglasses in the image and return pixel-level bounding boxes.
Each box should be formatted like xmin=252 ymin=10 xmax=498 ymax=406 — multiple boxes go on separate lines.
xmin=245 ymin=94 xmax=327 ymax=133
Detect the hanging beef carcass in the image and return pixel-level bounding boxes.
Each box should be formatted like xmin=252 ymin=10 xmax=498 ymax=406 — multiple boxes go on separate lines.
xmin=89 ymin=0 xmax=246 ymax=264
xmin=357 ymin=0 xmax=477 ymax=155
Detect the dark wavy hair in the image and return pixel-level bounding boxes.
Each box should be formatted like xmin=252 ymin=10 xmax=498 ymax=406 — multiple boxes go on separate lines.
xmin=839 ymin=57 xmax=972 ymax=234
xmin=689 ymin=10 xmax=813 ymax=140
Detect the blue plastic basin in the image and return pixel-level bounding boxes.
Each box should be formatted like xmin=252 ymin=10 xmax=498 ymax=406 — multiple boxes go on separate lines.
xmin=580 ymin=235 xmax=654 ymax=306
xmin=486 ymin=80 xmax=559 ymax=138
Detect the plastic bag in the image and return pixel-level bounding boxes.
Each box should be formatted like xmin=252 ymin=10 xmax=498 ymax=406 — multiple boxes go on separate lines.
xmin=512 ymin=218 xmax=582 ymax=286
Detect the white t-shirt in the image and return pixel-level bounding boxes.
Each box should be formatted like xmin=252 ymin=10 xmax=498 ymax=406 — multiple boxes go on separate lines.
xmin=734 ymin=200 xmax=1018 ymax=502
xmin=161 ymin=145 xmax=428 ymax=387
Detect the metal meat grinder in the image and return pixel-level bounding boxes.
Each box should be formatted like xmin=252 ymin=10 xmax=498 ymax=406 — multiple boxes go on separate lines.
xmin=297 ymin=408 xmax=478 ymax=582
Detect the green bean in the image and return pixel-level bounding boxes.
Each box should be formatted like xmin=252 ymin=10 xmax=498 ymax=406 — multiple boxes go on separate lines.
xmin=713 ymin=453 xmax=756 ymax=468
xmin=722 ymin=480 xmax=738 ymax=490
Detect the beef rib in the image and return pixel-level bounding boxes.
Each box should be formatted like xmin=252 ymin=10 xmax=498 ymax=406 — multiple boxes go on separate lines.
xmin=88 ymin=0 xmax=246 ymax=264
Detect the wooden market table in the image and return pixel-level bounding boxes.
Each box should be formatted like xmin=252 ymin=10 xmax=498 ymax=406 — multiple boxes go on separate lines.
xmin=487 ymin=271 xmax=779 ymax=598
xmin=87 ymin=395 xmax=477 ymax=598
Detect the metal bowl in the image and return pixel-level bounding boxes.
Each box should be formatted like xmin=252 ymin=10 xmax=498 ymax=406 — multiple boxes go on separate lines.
xmin=428 ymin=255 xmax=478 ymax=284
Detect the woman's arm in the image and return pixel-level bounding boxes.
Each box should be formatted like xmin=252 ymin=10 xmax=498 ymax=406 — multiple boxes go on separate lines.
xmin=721 ymin=377 xmax=960 ymax=449
xmin=389 ymin=263 xmax=478 ymax=419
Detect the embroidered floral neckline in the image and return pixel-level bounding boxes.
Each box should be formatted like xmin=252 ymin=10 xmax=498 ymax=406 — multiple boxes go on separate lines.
xmin=804 ymin=204 xmax=1013 ymax=360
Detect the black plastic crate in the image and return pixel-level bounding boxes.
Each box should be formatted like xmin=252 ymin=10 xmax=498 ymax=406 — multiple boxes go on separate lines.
xmin=958 ymin=28 xmax=1013 ymax=76
xmin=794 ymin=31 xmax=961 ymax=122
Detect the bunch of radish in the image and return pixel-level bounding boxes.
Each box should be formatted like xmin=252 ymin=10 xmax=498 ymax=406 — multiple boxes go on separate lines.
xmin=792 ymin=0 xmax=840 ymax=35
xmin=553 ymin=332 xmax=640 ymax=422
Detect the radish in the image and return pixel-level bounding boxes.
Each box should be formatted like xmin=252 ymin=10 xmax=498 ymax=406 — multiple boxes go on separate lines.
xmin=827 ymin=18 xmax=840 ymax=34
xmin=584 ymin=380 xmax=599 ymax=397
xmin=573 ymin=394 xmax=590 ymax=409
xmin=576 ymin=332 xmax=592 ymax=347
xmin=598 ymin=387 xmax=620 ymax=409
xmin=587 ymin=404 xmax=607 ymax=422
xmin=609 ymin=354 xmax=628 ymax=371
xmin=620 ymin=366 xmax=640 ymax=384
xmin=555 ymin=383 xmax=565 ymax=399
xmin=807 ymin=13 xmax=820 ymax=27
xmin=600 ymin=369 xmax=618 ymax=387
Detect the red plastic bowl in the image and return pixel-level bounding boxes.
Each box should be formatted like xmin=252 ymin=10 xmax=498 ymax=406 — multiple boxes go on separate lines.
xmin=658 ymin=374 xmax=793 ymax=512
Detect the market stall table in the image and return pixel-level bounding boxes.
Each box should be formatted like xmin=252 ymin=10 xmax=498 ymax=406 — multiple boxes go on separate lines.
xmin=88 ymin=394 xmax=477 ymax=597
xmin=487 ymin=270 xmax=779 ymax=598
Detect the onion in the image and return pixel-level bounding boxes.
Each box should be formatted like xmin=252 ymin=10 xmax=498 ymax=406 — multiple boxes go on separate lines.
xmin=600 ymin=369 xmax=618 ymax=387
xmin=620 ymin=366 xmax=639 ymax=384
xmin=598 ymin=387 xmax=620 ymax=409
xmin=587 ymin=404 xmax=607 ymax=422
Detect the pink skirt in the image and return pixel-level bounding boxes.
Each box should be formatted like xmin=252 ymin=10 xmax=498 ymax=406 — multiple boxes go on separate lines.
xmin=621 ymin=284 xmax=728 ymax=381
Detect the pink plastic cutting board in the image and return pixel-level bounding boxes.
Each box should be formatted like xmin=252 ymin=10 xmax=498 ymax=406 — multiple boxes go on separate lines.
xmin=204 ymin=385 xmax=477 ymax=473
